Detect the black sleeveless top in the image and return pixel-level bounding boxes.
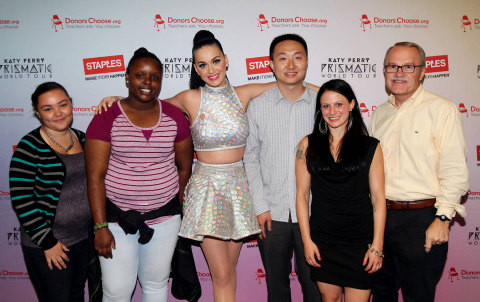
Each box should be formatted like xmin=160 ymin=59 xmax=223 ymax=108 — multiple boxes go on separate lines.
xmin=309 ymin=136 xmax=379 ymax=247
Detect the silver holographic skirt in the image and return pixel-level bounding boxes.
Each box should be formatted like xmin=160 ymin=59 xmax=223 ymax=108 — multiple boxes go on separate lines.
xmin=179 ymin=160 xmax=260 ymax=241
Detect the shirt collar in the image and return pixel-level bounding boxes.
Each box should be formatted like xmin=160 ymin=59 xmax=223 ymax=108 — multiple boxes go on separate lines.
xmin=387 ymin=84 xmax=424 ymax=108
xmin=273 ymin=81 xmax=313 ymax=105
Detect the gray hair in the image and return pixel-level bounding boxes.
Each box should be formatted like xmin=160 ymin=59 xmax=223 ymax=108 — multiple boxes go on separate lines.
xmin=384 ymin=42 xmax=426 ymax=66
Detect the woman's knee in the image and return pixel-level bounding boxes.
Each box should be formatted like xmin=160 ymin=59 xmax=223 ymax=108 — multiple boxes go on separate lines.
xmin=210 ymin=266 xmax=236 ymax=287
xmin=102 ymin=274 xmax=137 ymax=300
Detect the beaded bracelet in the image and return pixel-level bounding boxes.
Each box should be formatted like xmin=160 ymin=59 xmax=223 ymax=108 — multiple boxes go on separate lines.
xmin=368 ymin=244 xmax=385 ymax=258
xmin=93 ymin=222 xmax=108 ymax=231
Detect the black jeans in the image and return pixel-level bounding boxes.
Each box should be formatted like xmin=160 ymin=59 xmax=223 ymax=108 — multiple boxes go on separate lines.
xmin=22 ymin=239 xmax=89 ymax=302
xmin=372 ymin=207 xmax=448 ymax=302
xmin=258 ymin=219 xmax=321 ymax=302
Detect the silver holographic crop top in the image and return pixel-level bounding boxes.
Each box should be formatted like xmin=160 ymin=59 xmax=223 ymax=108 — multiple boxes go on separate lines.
xmin=191 ymin=82 xmax=249 ymax=151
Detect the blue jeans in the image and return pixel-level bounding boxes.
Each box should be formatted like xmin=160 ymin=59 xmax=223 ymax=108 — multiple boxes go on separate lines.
xmin=100 ymin=215 xmax=181 ymax=302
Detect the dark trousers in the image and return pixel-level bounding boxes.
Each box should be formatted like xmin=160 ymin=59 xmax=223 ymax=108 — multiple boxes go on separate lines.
xmin=372 ymin=207 xmax=448 ymax=302
xmin=22 ymin=239 xmax=89 ymax=302
xmin=258 ymin=219 xmax=321 ymax=302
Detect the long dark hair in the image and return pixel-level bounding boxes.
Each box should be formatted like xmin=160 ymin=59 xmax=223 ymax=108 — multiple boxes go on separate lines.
xmin=306 ymin=79 xmax=369 ymax=175
xmin=189 ymin=30 xmax=225 ymax=89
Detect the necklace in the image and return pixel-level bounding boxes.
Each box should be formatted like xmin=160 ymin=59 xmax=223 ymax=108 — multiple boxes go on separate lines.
xmin=43 ymin=126 xmax=74 ymax=152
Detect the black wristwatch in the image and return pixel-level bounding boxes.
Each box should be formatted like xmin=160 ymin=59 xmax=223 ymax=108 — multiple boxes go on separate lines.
xmin=435 ymin=215 xmax=451 ymax=222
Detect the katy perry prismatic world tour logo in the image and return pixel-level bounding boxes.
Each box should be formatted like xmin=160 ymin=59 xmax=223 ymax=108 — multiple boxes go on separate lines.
xmin=0 ymin=58 xmax=53 ymax=80
xmin=320 ymin=57 xmax=377 ymax=80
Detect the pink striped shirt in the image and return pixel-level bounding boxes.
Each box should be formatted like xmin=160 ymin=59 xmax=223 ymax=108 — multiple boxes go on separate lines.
xmin=86 ymin=99 xmax=190 ymax=224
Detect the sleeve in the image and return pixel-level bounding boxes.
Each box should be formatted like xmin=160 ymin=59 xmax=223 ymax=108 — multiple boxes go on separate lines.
xmin=243 ymin=101 xmax=269 ymax=216
xmin=9 ymin=135 xmax=58 ymax=250
xmin=434 ymin=103 xmax=469 ymax=219
xmin=85 ymin=104 xmax=118 ymax=142
xmin=169 ymin=103 xmax=191 ymax=143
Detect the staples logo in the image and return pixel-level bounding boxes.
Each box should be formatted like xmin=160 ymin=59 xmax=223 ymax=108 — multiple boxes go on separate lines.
xmin=246 ymin=56 xmax=275 ymax=81
xmin=425 ymin=55 xmax=449 ymax=73
xmin=246 ymin=56 xmax=271 ymax=75
xmin=424 ymin=55 xmax=450 ymax=79
xmin=246 ymin=238 xmax=258 ymax=248
xmin=83 ymin=55 xmax=125 ymax=75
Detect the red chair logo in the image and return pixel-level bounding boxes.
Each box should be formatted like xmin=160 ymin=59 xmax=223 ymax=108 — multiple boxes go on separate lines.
xmin=458 ymin=103 xmax=469 ymax=117
xmin=257 ymin=14 xmax=269 ymax=31
xmin=360 ymin=14 xmax=372 ymax=31
xmin=448 ymin=267 xmax=459 ymax=282
xmin=51 ymin=14 xmax=63 ymax=32
xmin=255 ymin=268 xmax=266 ymax=284
xmin=461 ymin=15 xmax=472 ymax=32
xmin=154 ymin=14 xmax=165 ymax=31
xmin=360 ymin=102 xmax=370 ymax=117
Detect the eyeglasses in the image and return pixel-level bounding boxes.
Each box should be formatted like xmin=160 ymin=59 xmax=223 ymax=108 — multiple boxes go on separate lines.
xmin=383 ymin=64 xmax=424 ymax=73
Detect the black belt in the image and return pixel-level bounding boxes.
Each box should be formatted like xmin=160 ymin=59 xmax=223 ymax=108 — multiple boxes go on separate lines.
xmin=106 ymin=195 xmax=182 ymax=244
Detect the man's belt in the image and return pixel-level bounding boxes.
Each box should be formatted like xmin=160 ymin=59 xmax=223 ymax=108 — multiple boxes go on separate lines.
xmin=386 ymin=198 xmax=436 ymax=210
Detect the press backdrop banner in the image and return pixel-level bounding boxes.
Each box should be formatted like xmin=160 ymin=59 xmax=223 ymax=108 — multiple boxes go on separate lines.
xmin=1 ymin=0 xmax=479 ymax=301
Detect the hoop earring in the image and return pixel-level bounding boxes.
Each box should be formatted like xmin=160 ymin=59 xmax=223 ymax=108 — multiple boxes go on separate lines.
xmin=347 ymin=112 xmax=353 ymax=131
xmin=319 ymin=116 xmax=328 ymax=134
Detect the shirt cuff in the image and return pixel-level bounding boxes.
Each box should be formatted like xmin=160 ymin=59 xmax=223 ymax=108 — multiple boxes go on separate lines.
xmin=254 ymin=201 xmax=269 ymax=217
xmin=435 ymin=202 xmax=466 ymax=219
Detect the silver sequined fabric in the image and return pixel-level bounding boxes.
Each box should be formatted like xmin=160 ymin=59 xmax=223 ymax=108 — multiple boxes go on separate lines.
xmin=190 ymin=81 xmax=249 ymax=151
xmin=179 ymin=161 xmax=260 ymax=241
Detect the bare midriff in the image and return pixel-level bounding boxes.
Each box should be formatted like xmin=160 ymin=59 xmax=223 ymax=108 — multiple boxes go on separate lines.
xmin=196 ymin=146 xmax=245 ymax=164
